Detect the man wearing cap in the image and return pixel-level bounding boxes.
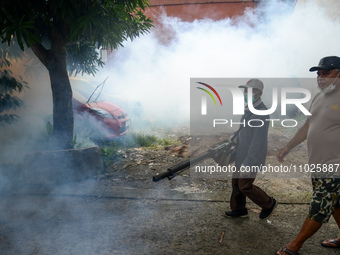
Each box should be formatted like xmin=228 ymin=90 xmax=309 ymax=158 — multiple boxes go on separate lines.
xmin=224 ymin=78 xmax=277 ymax=220
xmin=276 ymin=56 xmax=340 ymax=255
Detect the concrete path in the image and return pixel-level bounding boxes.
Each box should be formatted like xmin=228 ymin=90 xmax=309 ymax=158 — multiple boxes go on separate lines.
xmin=0 ymin=178 xmax=338 ymax=255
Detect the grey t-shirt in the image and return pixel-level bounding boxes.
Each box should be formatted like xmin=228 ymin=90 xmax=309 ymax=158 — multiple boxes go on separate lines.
xmin=307 ymin=90 xmax=340 ymax=170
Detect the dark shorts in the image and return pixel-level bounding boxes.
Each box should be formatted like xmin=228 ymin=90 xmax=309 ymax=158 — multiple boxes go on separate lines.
xmin=308 ymin=178 xmax=340 ymax=223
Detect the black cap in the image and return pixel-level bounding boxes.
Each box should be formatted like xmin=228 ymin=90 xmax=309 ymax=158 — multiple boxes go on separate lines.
xmin=239 ymin=78 xmax=264 ymax=91
xmin=309 ymin=56 xmax=340 ymax=72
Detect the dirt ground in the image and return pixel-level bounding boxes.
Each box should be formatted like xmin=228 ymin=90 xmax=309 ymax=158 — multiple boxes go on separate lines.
xmin=0 ymin=126 xmax=339 ymax=255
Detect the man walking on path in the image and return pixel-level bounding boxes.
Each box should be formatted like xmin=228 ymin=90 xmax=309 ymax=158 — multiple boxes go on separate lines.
xmin=225 ymin=79 xmax=277 ymax=220
xmin=276 ymin=56 xmax=340 ymax=255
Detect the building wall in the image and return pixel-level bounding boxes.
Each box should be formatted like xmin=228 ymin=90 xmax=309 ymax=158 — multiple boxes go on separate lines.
xmin=107 ymin=0 xmax=295 ymax=55
xmin=140 ymin=0 xmax=260 ymax=45
xmin=145 ymin=0 xmax=259 ymax=21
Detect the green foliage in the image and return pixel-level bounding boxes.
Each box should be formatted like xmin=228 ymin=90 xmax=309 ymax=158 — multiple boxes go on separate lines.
xmin=159 ymin=137 xmax=176 ymax=146
xmin=70 ymin=134 xmax=78 ymax=148
xmin=100 ymin=132 xmax=180 ymax=149
xmin=99 ymin=140 xmax=122 ymax=169
xmin=95 ymin=132 xmax=181 ymax=169
xmin=101 ymin=147 xmax=120 ymax=169
xmin=66 ymin=42 xmax=104 ymax=76
xmin=0 ymin=0 xmax=153 ymax=147
xmin=0 ymin=0 xmax=153 ymax=76
xmin=0 ymin=66 xmax=29 ymax=126
xmin=0 ymin=38 xmax=30 ymax=127
xmin=0 ymin=113 xmax=19 ymax=126
xmin=0 ymin=40 xmax=24 ymax=67
xmin=132 ymin=132 xmax=158 ymax=147
xmin=130 ymin=132 xmax=181 ymax=148
xmin=72 ymin=132 xmax=94 ymax=149
xmin=0 ymin=10 xmax=41 ymax=50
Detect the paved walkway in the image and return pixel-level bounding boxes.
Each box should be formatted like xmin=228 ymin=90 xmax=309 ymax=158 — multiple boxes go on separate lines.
xmin=0 ymin=178 xmax=338 ymax=255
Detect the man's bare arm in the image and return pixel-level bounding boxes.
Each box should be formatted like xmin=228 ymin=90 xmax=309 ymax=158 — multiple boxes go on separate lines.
xmin=276 ymin=119 xmax=309 ymax=162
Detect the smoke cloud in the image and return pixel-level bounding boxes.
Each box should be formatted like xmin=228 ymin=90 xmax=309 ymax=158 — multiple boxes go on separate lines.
xmin=1 ymin=0 xmax=340 ymax=154
xmin=0 ymin=1 xmax=339 ymax=253
xmin=90 ymin=0 xmax=340 ymax=127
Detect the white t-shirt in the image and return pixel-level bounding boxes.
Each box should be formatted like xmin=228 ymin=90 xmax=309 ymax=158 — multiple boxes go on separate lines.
xmin=307 ymin=89 xmax=340 ymax=171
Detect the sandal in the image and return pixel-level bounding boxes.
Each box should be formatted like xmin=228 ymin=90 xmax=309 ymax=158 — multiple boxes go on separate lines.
xmin=321 ymin=238 xmax=340 ymax=248
xmin=276 ymin=246 xmax=300 ymax=255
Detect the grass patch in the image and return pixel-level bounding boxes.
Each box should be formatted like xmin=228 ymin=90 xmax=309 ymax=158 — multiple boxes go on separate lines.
xmin=95 ymin=131 xmax=181 ymax=169
xmin=131 ymin=132 xmax=181 ymax=148
xmin=132 ymin=133 xmax=158 ymax=147
xmin=100 ymin=140 xmax=122 ymax=169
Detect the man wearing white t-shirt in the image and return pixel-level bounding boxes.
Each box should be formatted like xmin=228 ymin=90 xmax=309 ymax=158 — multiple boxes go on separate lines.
xmin=276 ymin=56 xmax=340 ymax=255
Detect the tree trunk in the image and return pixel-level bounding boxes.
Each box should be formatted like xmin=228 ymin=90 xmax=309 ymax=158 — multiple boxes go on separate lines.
xmin=31 ymin=21 xmax=74 ymax=149
xmin=47 ymin=26 xmax=74 ymax=149
xmin=49 ymin=64 xmax=74 ymax=149
xmin=31 ymin=40 xmax=73 ymax=149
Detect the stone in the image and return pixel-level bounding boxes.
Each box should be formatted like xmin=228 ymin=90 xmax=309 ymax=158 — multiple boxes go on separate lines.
xmin=23 ymin=146 xmax=103 ymax=184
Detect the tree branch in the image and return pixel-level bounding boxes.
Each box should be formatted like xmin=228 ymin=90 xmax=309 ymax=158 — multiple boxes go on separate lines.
xmin=30 ymin=43 xmax=49 ymax=67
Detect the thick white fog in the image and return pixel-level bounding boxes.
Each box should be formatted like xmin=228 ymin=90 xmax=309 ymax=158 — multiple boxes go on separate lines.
xmin=1 ymin=0 xmax=340 ymax=153
xmin=92 ymin=0 xmax=340 ymax=124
